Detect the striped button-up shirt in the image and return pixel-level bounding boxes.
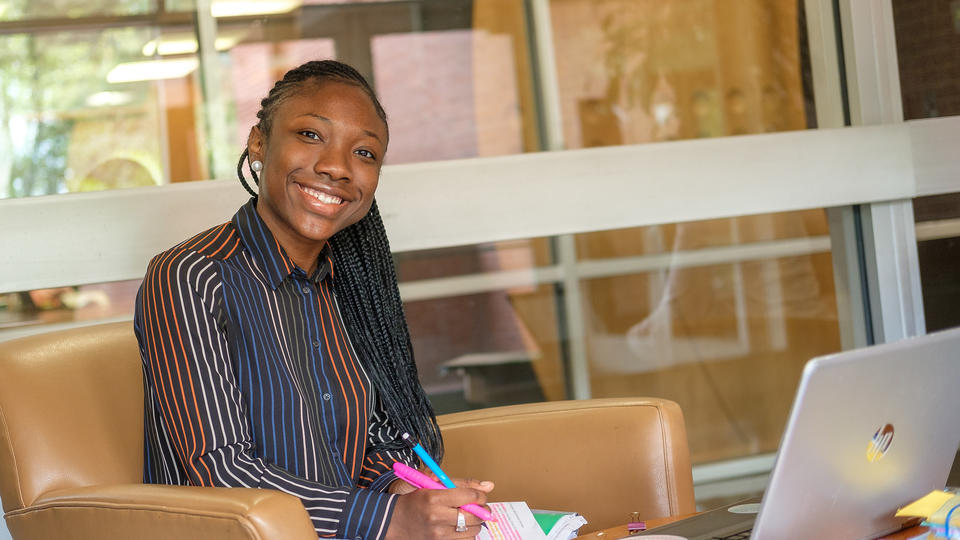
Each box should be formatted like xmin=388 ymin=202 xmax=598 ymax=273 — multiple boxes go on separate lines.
xmin=134 ymin=198 xmax=416 ymax=539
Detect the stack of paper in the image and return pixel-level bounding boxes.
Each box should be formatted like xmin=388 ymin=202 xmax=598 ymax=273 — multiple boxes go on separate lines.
xmin=476 ymin=502 xmax=588 ymax=540
xmin=896 ymin=490 xmax=960 ymax=539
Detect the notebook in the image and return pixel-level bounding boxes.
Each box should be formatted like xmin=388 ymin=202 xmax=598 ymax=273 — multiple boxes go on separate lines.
xmin=477 ymin=502 xmax=587 ymax=540
xmin=635 ymin=326 xmax=960 ymax=540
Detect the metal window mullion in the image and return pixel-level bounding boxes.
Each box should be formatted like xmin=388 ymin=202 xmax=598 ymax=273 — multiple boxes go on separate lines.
xmin=195 ymin=0 xmax=230 ymax=181
xmin=557 ymin=234 xmax=591 ymax=400
xmin=826 ymin=206 xmax=870 ymax=349
xmin=527 ymin=0 xmax=564 ymax=152
xmin=527 ymin=0 xmax=591 ymax=398
xmin=805 ymin=0 xmax=873 ymax=349
xmin=860 ymin=201 xmax=926 ymax=341
xmin=837 ymin=0 xmax=925 ymax=343
xmin=804 ymin=0 xmax=846 ymax=130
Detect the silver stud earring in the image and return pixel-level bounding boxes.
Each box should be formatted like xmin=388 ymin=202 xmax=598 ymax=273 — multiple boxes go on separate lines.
xmin=251 ymin=160 xmax=263 ymax=172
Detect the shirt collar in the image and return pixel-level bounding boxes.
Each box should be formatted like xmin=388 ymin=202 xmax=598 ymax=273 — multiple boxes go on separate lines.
xmin=232 ymin=198 xmax=333 ymax=288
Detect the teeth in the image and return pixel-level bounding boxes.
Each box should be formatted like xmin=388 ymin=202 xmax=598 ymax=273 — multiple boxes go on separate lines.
xmin=301 ymin=185 xmax=342 ymax=205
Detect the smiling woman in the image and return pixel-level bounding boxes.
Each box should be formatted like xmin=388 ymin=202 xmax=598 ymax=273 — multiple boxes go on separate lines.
xmin=134 ymin=60 xmax=493 ymax=540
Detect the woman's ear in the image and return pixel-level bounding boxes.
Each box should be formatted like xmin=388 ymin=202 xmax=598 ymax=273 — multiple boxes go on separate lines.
xmin=247 ymin=126 xmax=264 ymax=162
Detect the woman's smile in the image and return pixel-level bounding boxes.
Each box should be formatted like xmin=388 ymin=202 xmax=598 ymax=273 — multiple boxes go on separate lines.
xmin=297 ymin=183 xmax=344 ymax=206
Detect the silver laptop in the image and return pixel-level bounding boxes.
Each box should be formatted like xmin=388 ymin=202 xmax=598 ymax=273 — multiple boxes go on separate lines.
xmin=636 ymin=326 xmax=960 ymax=540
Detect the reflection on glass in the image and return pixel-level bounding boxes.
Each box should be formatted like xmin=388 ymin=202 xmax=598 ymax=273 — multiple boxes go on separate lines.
xmin=395 ymin=238 xmax=560 ymax=412
xmin=0 ymin=27 xmax=169 ymax=198
xmin=0 ymin=279 xmax=142 ymax=337
xmin=577 ymin=228 xmax=839 ymax=463
xmin=574 ymin=209 xmax=840 ymax=464
xmin=406 ymin=287 xmax=557 ymax=415
xmin=550 ymin=0 xmax=813 ymax=148
xmin=0 ymin=0 xmax=153 ymax=21
xmin=372 ymin=26 xmax=525 ymax=164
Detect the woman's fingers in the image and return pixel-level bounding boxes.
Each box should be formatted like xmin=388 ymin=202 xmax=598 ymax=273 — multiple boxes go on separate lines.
xmin=386 ymin=486 xmax=494 ymax=540
xmin=423 ymin=485 xmax=488 ymax=508
xmin=451 ymin=476 xmax=496 ymax=493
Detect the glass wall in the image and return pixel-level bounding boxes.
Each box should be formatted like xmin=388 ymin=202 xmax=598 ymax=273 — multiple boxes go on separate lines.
xmin=891 ymin=0 xmax=960 ymax=333
xmin=543 ymin=0 xmax=837 ymax=467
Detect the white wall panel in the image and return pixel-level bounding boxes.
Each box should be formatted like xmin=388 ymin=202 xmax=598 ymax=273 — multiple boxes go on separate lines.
xmin=2 ymin=117 xmax=957 ymax=294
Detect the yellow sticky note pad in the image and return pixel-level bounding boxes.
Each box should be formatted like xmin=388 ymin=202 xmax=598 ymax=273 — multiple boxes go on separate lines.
xmin=896 ymin=490 xmax=956 ymax=518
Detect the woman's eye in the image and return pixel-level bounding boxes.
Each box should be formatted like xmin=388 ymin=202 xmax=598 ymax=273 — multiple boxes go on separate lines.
xmin=355 ymin=149 xmax=376 ymax=160
xmin=299 ymin=130 xmax=321 ymax=140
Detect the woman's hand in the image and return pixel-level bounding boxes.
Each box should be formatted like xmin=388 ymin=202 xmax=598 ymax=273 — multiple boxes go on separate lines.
xmin=385 ymin=478 xmax=495 ymax=539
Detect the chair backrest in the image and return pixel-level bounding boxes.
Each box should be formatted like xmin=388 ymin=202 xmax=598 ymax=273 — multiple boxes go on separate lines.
xmin=0 ymin=322 xmax=143 ymax=514
xmin=437 ymin=397 xmax=696 ymax=533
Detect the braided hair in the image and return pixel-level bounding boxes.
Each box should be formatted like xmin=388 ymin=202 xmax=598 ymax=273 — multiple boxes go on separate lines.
xmin=236 ymin=60 xmax=443 ymax=460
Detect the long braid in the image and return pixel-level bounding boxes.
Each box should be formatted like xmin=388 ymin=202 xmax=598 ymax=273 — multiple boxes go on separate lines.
xmin=233 ymin=60 xmax=443 ymax=460
xmin=331 ymin=202 xmax=443 ymax=460
xmin=237 ymin=148 xmax=259 ymax=197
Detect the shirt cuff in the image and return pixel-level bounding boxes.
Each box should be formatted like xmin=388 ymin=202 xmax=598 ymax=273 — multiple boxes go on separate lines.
xmin=336 ymin=486 xmax=399 ymax=540
xmin=368 ymin=470 xmax=398 ymax=493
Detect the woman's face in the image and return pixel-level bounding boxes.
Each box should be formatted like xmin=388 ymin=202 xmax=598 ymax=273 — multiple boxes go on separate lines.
xmin=248 ymin=80 xmax=387 ymax=258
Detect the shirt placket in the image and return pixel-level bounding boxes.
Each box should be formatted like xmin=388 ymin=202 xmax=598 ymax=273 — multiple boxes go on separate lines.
xmin=297 ymin=273 xmax=351 ymax=486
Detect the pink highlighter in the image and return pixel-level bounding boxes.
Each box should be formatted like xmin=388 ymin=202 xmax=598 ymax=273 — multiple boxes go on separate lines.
xmin=392 ymin=462 xmax=497 ymax=522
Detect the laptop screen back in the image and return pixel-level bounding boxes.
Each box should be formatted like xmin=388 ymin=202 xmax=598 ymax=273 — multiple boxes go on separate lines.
xmin=752 ymin=327 xmax=960 ymax=539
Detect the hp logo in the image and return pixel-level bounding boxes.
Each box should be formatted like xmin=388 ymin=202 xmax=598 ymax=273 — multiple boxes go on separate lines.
xmin=866 ymin=424 xmax=894 ymax=463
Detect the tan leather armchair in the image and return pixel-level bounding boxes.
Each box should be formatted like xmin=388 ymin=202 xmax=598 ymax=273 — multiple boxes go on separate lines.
xmin=0 ymin=322 xmax=316 ymax=540
xmin=1 ymin=322 xmax=695 ymax=538
xmin=438 ymin=398 xmax=696 ymax=533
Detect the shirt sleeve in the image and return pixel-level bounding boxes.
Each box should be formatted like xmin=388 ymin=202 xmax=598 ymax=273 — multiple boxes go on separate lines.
xmin=357 ymin=394 xmax=419 ymax=491
xmin=134 ymin=248 xmax=397 ymax=540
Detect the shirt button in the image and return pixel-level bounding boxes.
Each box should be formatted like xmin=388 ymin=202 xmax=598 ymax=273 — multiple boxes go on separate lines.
xmin=312 ymin=340 xmax=320 ymax=348
xmin=322 ymin=393 xmax=331 ymax=401
xmin=301 ymin=286 xmax=310 ymax=294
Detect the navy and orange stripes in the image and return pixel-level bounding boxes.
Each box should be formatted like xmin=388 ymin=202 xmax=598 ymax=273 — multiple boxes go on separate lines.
xmin=134 ymin=199 xmax=416 ymax=540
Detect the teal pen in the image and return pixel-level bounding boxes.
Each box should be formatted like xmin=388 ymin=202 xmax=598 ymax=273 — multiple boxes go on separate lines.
xmin=401 ymin=432 xmax=456 ymax=489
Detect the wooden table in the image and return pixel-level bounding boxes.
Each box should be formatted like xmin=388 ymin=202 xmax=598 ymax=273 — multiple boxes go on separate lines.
xmin=576 ymin=514 xmax=929 ymax=539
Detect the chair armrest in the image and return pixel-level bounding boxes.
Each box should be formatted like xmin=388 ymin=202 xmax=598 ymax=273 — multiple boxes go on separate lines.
xmin=4 ymin=484 xmax=318 ymax=540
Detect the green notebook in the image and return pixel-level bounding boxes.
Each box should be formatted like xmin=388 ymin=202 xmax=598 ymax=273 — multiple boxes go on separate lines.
xmin=532 ymin=509 xmax=588 ymax=539
xmin=533 ymin=511 xmax=566 ymax=534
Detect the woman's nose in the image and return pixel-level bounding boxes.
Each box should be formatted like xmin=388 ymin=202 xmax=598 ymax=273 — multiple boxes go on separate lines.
xmin=314 ymin=146 xmax=350 ymax=181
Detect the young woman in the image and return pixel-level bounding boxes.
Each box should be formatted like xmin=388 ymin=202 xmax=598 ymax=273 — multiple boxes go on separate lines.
xmin=134 ymin=60 xmax=492 ymax=540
